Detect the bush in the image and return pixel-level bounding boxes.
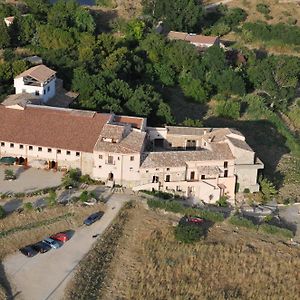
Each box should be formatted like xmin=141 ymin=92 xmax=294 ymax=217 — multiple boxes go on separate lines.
xmin=243 ymin=188 xmax=250 ymax=193
xmin=174 ymin=223 xmax=205 ymax=243
xmin=215 ymin=100 xmax=240 ymax=119
xmin=23 ymin=202 xmax=33 ymax=211
xmin=259 ymin=224 xmax=293 ymax=239
xmin=216 ymin=196 xmax=229 ymax=207
xmin=0 ymin=205 xmax=5 ymax=219
xmin=63 ymin=168 xmax=81 ymax=188
xmin=229 ymin=215 xmax=257 ymax=229
xmin=79 ymin=191 xmax=90 ymax=203
xmin=45 ymin=190 xmax=57 ymax=207
xmin=256 ymin=3 xmax=270 ymax=15
xmin=147 ymin=199 xmax=224 ymax=222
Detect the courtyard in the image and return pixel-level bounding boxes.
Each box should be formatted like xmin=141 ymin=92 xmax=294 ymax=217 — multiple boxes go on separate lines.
xmin=0 ymin=165 xmax=63 ymax=194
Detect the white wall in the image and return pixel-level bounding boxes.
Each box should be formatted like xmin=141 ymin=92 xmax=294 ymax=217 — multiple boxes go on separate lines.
xmin=14 ymin=77 xmax=56 ymax=103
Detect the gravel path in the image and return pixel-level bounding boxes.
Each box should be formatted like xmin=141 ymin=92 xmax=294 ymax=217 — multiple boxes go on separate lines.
xmin=3 ymin=193 xmax=130 ymax=300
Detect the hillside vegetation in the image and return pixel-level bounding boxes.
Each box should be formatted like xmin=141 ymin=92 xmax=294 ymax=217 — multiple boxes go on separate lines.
xmin=66 ymin=202 xmax=300 ymax=300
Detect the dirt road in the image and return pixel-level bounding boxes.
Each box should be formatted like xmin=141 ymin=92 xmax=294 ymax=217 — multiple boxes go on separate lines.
xmin=3 ymin=194 xmax=129 ymax=300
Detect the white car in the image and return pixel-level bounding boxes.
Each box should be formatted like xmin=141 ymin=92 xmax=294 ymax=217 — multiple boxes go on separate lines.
xmin=42 ymin=237 xmax=60 ymax=249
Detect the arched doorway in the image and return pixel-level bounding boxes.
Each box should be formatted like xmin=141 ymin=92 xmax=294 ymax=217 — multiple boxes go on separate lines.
xmin=108 ymin=172 xmax=114 ymax=181
xmin=18 ymin=157 xmax=25 ymax=165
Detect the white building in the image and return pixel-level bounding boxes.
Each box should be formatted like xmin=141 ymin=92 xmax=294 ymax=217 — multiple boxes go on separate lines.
xmin=0 ymin=102 xmax=264 ymax=204
xmin=14 ymin=65 xmax=56 ymax=104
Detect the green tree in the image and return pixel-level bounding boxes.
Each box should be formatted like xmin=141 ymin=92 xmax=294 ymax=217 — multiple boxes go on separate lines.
xmin=0 ymin=20 xmax=10 ymax=48
xmin=215 ymin=100 xmax=241 ymax=119
xmin=75 ymin=8 xmax=95 ymax=33
xmin=0 ymin=62 xmax=13 ymax=83
xmin=24 ymin=0 xmax=50 ymax=20
xmin=143 ymin=0 xmax=203 ymax=32
xmin=19 ymin=14 xmax=37 ymax=45
xmin=126 ymin=19 xmax=145 ymax=40
xmin=181 ymin=118 xmax=203 ymax=127
xmin=156 ymin=101 xmax=175 ymax=124
xmin=174 ymin=222 xmax=205 ymax=243
xmin=259 ymin=176 xmax=277 ymax=202
xmin=46 ymin=190 xmax=57 ymax=207
xmin=12 ymin=60 xmax=28 ymax=77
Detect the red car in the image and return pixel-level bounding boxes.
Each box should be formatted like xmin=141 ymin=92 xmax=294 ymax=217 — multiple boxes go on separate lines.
xmin=50 ymin=232 xmax=69 ymax=243
xmin=187 ymin=217 xmax=204 ymax=224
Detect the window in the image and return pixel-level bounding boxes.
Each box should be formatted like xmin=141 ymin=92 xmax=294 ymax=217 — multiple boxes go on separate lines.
xmin=130 ymin=167 xmax=133 ymax=171
xmin=201 ymin=175 xmax=205 ymax=179
xmin=190 ymin=171 xmax=195 ymax=180
xmin=76 ymin=152 xmax=80 ymax=157
xmin=48 ymin=148 xmax=52 ymax=153
xmin=165 ymin=175 xmax=170 ymax=182
xmin=38 ymin=147 xmax=42 ymax=152
xmin=166 ymin=168 xmax=170 ymax=171
xmin=44 ymin=90 xmax=46 ymax=95
xmin=35 ymin=91 xmax=40 ymax=96
xmin=47 ymin=86 xmax=50 ymax=92
xmin=224 ymin=170 xmax=228 ymax=178
xmin=156 ymin=168 xmax=159 ymax=171
xmin=66 ymin=151 xmax=71 ymax=155
xmin=108 ymin=155 xmax=113 ymax=164
xmin=29 ymin=146 xmax=33 ymax=150
xmin=99 ymin=155 xmax=103 ymax=159
xmin=1 ymin=142 xmax=4 ymax=147
xmin=186 ymin=140 xmax=196 ymax=150
xmin=98 ymin=165 xmax=102 ymax=168
xmin=10 ymin=143 xmax=14 ymax=148
xmin=224 ymin=161 xmax=228 ymax=168
xmin=19 ymin=144 xmax=24 ymax=149
xmin=146 ymin=170 xmax=149 ymax=173
xmin=130 ymin=156 xmax=134 ymax=161
xmin=57 ymin=149 xmax=61 ymax=154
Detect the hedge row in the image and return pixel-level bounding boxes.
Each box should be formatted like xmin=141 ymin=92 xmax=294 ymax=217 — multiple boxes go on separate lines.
xmin=147 ymin=199 xmax=224 ymax=222
xmin=0 ymin=212 xmax=73 ymax=238
xmin=229 ymin=215 xmax=294 ymax=239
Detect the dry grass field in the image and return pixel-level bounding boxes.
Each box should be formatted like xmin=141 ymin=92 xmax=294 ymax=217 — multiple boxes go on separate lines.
xmin=96 ymin=202 xmax=300 ymax=300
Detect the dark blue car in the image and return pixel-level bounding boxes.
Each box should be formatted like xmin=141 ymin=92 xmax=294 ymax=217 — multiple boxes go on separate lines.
xmin=84 ymin=211 xmax=104 ymax=226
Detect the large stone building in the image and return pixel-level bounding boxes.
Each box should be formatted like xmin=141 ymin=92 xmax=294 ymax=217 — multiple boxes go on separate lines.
xmin=0 ymin=100 xmax=264 ymax=204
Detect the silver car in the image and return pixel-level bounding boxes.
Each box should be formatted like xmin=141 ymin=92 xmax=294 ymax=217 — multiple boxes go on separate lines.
xmin=42 ymin=237 xmax=60 ymax=249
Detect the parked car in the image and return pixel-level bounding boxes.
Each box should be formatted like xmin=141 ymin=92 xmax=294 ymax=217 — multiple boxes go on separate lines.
xmin=84 ymin=211 xmax=104 ymax=226
xmin=19 ymin=246 xmax=38 ymax=257
xmin=42 ymin=237 xmax=61 ymax=249
xmin=181 ymin=216 xmax=205 ymax=225
xmin=32 ymin=241 xmax=51 ymax=253
xmin=50 ymin=232 xmax=69 ymax=243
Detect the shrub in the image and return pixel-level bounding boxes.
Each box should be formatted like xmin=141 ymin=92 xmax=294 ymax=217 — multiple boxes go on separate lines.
xmin=147 ymin=199 xmax=224 ymax=222
xmin=79 ymin=191 xmax=89 ymax=203
xmin=45 ymin=190 xmax=57 ymax=207
xmin=229 ymin=215 xmax=257 ymax=229
xmin=174 ymin=223 xmax=205 ymax=243
xmin=259 ymin=224 xmax=293 ymax=239
xmin=0 ymin=205 xmax=5 ymax=219
xmin=259 ymin=176 xmax=277 ymax=202
xmin=216 ymin=196 xmax=229 ymax=207
xmin=63 ymin=168 xmax=81 ymax=188
xmin=4 ymin=169 xmax=16 ymax=180
xmin=243 ymin=188 xmax=250 ymax=193
xmin=215 ymin=100 xmax=241 ymax=119
xmin=80 ymin=174 xmax=94 ymax=184
xmin=23 ymin=202 xmax=33 ymax=211
xmin=256 ymin=3 xmax=270 ymax=15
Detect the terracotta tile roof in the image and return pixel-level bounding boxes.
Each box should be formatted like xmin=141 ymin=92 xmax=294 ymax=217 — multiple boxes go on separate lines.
xmin=185 ymin=34 xmax=218 ymax=44
xmin=100 ymin=124 xmax=125 ymax=141
xmin=167 ymin=31 xmax=218 ymax=45
xmin=0 ymin=105 xmax=111 ymax=152
xmin=15 ymin=65 xmax=56 ymax=83
xmin=226 ymin=137 xmax=253 ymax=152
xmin=167 ymin=31 xmax=188 ymax=41
xmin=1 ymin=93 xmax=41 ymax=107
xmin=94 ymin=130 xmax=146 ymax=154
xmin=166 ymin=126 xmax=206 ymax=136
xmin=113 ymin=115 xmax=144 ymax=129
xmin=141 ymin=143 xmax=234 ymax=168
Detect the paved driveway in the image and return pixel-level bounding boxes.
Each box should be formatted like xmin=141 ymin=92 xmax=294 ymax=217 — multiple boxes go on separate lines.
xmin=3 ymin=193 xmax=129 ymax=300
xmin=0 ymin=166 xmax=63 ymax=194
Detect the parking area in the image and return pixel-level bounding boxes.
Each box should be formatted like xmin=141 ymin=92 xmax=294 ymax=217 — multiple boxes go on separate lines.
xmin=3 ymin=194 xmax=129 ymax=300
xmin=0 ymin=166 xmax=63 ymax=194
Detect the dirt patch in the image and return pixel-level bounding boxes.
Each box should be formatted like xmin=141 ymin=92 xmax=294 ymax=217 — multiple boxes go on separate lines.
xmin=99 ymin=203 xmax=300 ymax=299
